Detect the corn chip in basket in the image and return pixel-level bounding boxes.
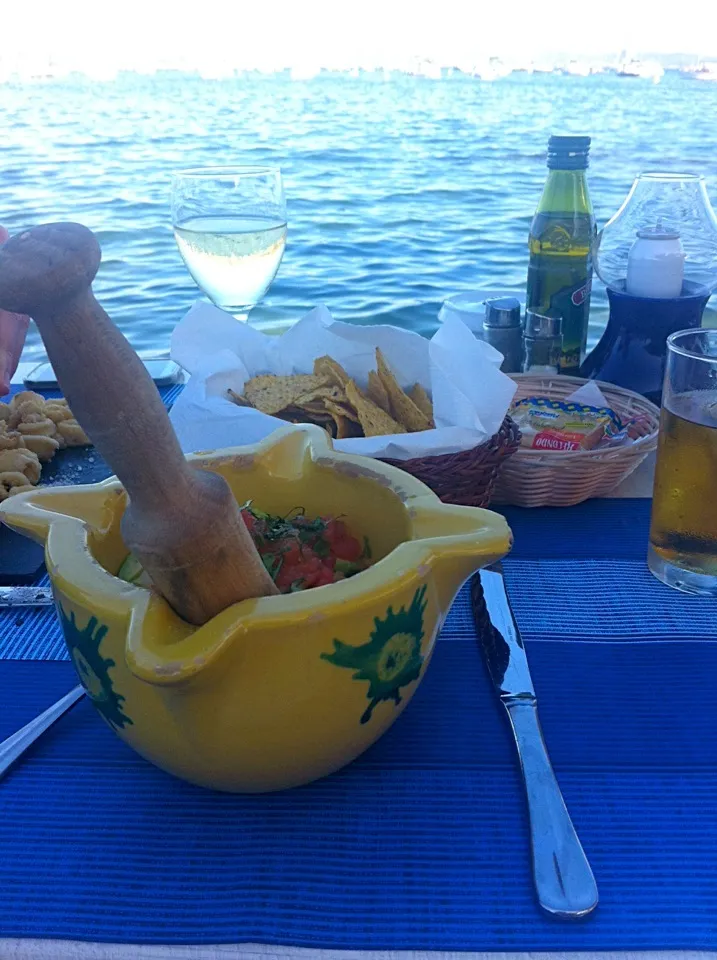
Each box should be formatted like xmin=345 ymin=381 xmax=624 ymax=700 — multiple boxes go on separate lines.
xmin=227 ymin=350 xmax=435 ymax=440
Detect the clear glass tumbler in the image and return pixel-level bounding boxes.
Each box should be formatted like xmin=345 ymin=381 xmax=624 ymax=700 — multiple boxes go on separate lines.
xmin=648 ymin=328 xmax=717 ymax=595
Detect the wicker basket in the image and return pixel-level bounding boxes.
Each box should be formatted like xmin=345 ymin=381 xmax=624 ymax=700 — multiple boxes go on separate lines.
xmin=380 ymin=415 xmax=521 ymax=508
xmin=492 ymin=375 xmax=660 ymax=508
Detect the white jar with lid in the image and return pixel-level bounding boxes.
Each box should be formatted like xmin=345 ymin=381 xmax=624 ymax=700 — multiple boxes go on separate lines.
xmin=438 ymin=292 xmax=489 ymax=334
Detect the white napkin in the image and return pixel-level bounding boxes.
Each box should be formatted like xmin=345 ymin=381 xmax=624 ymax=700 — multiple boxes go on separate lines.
xmin=169 ymin=302 xmax=517 ymax=461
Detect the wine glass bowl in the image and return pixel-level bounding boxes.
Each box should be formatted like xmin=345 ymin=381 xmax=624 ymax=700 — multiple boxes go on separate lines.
xmin=171 ymin=166 xmax=286 ymax=321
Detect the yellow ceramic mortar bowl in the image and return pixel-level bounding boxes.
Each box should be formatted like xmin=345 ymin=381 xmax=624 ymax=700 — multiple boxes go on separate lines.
xmin=0 ymin=426 xmax=511 ymax=792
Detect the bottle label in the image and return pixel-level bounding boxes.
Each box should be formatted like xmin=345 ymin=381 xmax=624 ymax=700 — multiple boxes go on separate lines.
xmin=527 ymin=209 xmax=595 ymax=375
xmin=527 ymin=262 xmax=593 ymax=374
xmin=571 ymin=279 xmax=592 ymax=307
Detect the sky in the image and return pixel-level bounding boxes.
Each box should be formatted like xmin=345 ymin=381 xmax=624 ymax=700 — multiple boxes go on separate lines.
xmin=3 ymin=0 xmax=717 ymax=73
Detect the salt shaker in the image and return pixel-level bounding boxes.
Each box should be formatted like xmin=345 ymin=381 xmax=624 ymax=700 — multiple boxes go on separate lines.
xmin=483 ymin=297 xmax=523 ymax=373
xmin=523 ymin=311 xmax=563 ymax=374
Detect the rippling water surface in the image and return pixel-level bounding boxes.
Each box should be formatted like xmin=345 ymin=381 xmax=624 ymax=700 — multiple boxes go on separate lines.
xmin=2 ymin=71 xmax=717 ymax=362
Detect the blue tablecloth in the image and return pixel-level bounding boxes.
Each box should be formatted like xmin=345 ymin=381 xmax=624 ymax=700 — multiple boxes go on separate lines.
xmin=1 ymin=493 xmax=716 ymax=951
xmin=2 ymin=377 xmax=716 ymax=950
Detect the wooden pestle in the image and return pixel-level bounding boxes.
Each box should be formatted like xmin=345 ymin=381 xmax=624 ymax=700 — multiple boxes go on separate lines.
xmin=0 ymin=222 xmax=278 ymax=624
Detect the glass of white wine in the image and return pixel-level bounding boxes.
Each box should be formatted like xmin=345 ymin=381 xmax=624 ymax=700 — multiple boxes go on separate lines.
xmin=171 ymin=166 xmax=287 ymax=321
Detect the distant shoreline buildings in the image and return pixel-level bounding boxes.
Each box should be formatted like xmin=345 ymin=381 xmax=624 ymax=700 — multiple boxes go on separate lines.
xmin=1 ymin=52 xmax=716 ymax=85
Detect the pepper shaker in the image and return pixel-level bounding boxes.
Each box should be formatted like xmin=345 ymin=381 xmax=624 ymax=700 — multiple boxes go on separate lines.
xmin=523 ymin=311 xmax=563 ymax=374
xmin=483 ymin=297 xmax=523 ymax=373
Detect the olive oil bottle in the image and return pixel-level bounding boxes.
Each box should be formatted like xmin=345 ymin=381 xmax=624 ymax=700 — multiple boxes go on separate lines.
xmin=526 ymin=135 xmax=595 ymax=375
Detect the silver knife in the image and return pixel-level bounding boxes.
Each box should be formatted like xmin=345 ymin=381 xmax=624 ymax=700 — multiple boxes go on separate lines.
xmin=0 ymin=586 xmax=54 ymax=608
xmin=0 ymin=685 xmax=85 ymax=780
xmin=473 ymin=563 xmax=598 ymax=918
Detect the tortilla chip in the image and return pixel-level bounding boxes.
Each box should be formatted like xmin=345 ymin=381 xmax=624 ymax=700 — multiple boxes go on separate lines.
xmin=344 ymin=419 xmax=364 ymax=438
xmin=329 ymin=409 xmax=352 ymax=439
xmin=227 ymin=388 xmax=251 ymax=407
xmin=291 ymin=400 xmax=332 ymax=414
xmin=367 ymin=370 xmax=391 ymax=414
xmin=345 ymin=381 xmax=404 ymax=438
xmin=293 ymin=384 xmax=347 ymax=407
xmin=324 ymin=399 xmax=360 ymax=424
xmin=280 ymin=405 xmax=334 ymax=422
xmin=407 ymin=383 xmax=434 ymax=425
xmin=314 ymin=356 xmax=352 ymax=389
xmin=244 ymin=374 xmax=330 ymax=415
xmin=375 ymin=348 xmax=433 ymax=433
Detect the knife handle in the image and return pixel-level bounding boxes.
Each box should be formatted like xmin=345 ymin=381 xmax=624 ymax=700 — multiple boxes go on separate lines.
xmin=505 ymin=699 xmax=598 ymax=918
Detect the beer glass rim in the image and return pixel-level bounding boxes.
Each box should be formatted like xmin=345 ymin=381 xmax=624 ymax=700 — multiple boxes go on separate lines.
xmin=667 ymin=328 xmax=717 ymax=362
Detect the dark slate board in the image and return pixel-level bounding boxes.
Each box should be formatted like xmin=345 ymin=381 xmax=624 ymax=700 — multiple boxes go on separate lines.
xmin=1 ymin=380 xmax=181 ymax=585
xmin=0 ymin=528 xmax=45 ymax=585
xmin=0 ymin=445 xmax=113 ymax=584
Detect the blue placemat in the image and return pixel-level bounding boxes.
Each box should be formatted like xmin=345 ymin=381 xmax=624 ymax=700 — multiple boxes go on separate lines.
xmin=3 ymin=500 xmax=715 ymax=657
xmin=1 ymin=596 xmax=717 ymax=949
xmin=2 ymin=388 xmax=716 ymax=950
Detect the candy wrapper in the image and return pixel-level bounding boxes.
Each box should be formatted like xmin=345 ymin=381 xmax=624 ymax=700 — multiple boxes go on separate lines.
xmin=168 ymin=302 xmax=517 ymax=461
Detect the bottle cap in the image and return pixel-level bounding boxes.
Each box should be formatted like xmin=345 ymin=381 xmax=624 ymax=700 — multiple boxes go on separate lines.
xmin=525 ymin=311 xmax=562 ymax=338
xmin=484 ymin=297 xmax=522 ymax=328
xmin=547 ymin=135 xmax=591 ymax=170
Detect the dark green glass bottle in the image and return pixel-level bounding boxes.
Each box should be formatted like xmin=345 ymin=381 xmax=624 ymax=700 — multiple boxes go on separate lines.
xmin=526 ymin=135 xmax=595 ymax=375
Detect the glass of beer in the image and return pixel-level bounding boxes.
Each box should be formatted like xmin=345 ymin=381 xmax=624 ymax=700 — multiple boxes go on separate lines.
xmin=648 ymin=328 xmax=717 ymax=595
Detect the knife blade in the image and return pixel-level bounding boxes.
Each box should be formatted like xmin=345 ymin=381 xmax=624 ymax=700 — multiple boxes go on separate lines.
xmin=0 ymin=586 xmax=54 ymax=608
xmin=473 ymin=562 xmax=598 ymax=918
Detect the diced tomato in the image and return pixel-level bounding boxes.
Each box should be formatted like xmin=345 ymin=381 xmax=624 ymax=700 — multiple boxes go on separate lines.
xmin=276 ymin=563 xmax=304 ymax=590
xmin=324 ymin=519 xmax=347 ymax=544
xmin=282 ymin=542 xmax=302 ymax=565
xmin=332 ymin=535 xmax=363 ymax=562
xmin=239 ymin=504 xmax=370 ymax=593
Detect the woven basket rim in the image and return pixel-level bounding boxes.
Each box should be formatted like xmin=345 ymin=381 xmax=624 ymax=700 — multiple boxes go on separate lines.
xmin=380 ymin=414 xmax=519 ymax=469
xmin=508 ymin=373 xmax=660 ymax=462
